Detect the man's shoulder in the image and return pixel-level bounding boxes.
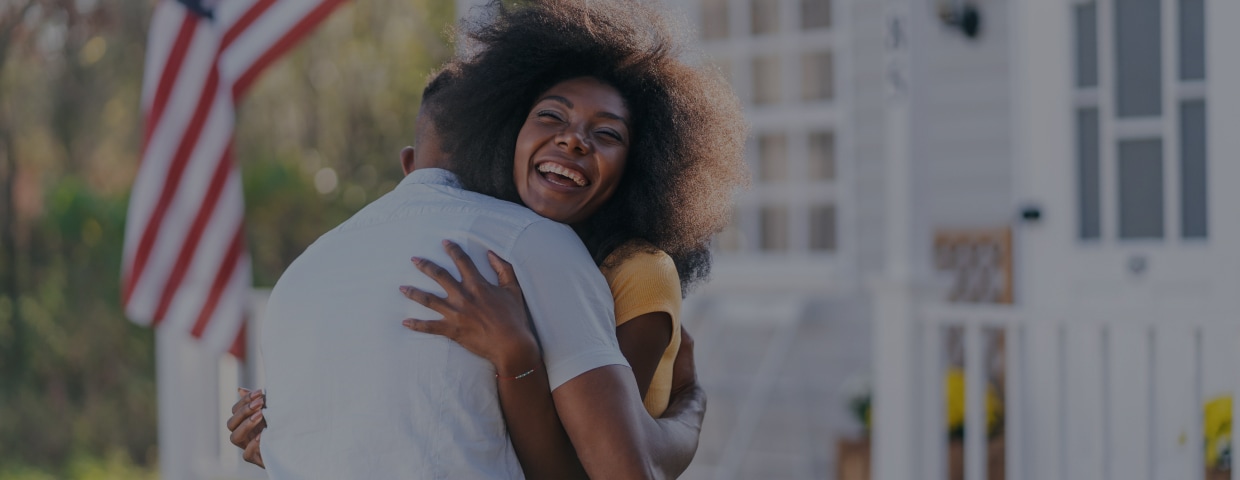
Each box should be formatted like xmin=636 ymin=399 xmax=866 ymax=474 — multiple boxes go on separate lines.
xmin=332 ymin=183 xmax=558 ymax=237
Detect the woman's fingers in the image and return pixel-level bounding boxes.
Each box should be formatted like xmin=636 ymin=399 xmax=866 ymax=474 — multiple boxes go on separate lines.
xmin=229 ymin=410 xmax=265 ymax=448
xmin=227 ymin=393 xmax=264 ymax=431
xmin=410 ymin=256 xmax=461 ymax=293
xmin=403 ymin=318 xmax=456 ymax=339
xmin=231 ymin=388 xmax=251 ymax=414
xmin=442 ymin=240 xmax=486 ymax=286
xmin=487 ymin=251 xmax=521 ymax=293
xmin=399 ymin=285 xmax=450 ymax=312
xmin=243 ymin=432 xmax=265 ymax=468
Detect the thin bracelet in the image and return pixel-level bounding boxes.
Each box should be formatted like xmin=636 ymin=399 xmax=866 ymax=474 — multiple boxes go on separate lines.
xmin=496 ymin=366 xmax=537 ymax=381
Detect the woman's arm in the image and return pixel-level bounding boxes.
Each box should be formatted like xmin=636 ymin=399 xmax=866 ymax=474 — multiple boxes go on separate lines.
xmin=400 ymin=241 xmax=586 ymax=479
xmin=401 ymin=241 xmax=689 ymax=479
xmin=616 ymin=312 xmax=673 ymax=401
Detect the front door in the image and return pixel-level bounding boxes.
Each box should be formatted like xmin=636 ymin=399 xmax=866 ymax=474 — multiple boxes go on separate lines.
xmin=1009 ymin=2 xmax=1240 ymax=479
xmin=1013 ymin=0 xmax=1240 ymax=311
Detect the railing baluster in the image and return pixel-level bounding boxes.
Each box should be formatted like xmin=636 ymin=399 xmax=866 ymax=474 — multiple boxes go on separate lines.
xmin=1005 ymin=321 xmax=1022 ymax=480
xmin=964 ymin=322 xmax=986 ymax=480
xmin=921 ymin=317 xmax=946 ymax=480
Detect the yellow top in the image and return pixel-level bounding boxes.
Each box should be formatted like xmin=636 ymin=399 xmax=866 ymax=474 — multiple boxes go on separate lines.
xmin=599 ymin=241 xmax=682 ymax=417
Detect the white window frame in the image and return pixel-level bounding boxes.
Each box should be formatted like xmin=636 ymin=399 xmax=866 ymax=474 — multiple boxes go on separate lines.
xmin=673 ymin=0 xmax=856 ymax=292
xmin=1071 ymin=0 xmax=1208 ymax=248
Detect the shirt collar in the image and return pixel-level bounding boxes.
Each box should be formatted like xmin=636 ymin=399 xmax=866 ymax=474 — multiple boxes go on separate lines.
xmin=399 ymin=167 xmax=463 ymax=189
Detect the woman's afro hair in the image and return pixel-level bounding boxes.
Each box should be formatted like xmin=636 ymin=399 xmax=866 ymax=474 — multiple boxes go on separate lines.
xmin=434 ymin=0 xmax=749 ymax=294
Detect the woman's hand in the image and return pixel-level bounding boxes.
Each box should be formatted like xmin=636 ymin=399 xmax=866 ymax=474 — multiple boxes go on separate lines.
xmin=227 ymin=388 xmax=266 ymax=468
xmin=400 ymin=240 xmax=541 ymax=375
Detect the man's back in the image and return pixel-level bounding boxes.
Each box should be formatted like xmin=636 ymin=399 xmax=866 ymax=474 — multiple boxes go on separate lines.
xmin=259 ymin=168 xmax=626 ymax=479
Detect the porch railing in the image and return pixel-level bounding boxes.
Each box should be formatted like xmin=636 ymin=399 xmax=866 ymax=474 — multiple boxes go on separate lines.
xmin=907 ymin=302 xmax=1240 ymax=480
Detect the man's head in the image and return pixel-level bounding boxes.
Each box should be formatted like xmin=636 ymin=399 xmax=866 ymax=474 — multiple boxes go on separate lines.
xmin=401 ymin=68 xmax=457 ymax=175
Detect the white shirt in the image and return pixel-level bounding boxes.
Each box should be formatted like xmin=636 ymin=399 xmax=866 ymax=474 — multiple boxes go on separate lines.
xmin=259 ymin=168 xmax=628 ymax=479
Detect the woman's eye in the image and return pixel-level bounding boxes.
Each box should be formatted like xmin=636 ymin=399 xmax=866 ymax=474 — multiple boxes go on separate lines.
xmin=596 ymin=129 xmax=623 ymax=142
xmin=537 ymin=110 xmax=564 ymax=122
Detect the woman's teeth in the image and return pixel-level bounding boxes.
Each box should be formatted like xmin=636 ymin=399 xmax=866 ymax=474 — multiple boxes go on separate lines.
xmin=537 ymin=163 xmax=588 ymax=187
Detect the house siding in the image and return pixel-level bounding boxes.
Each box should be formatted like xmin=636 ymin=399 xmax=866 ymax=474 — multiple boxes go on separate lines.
xmin=849 ymin=0 xmax=889 ymax=278
xmin=912 ymin=0 xmax=1014 ymax=230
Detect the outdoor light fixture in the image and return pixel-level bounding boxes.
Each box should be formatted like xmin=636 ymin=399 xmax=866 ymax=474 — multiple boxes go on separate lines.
xmin=936 ymin=0 xmax=981 ymax=39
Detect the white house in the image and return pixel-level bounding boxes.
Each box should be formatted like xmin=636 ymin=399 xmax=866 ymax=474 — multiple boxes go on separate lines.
xmin=659 ymin=0 xmax=1240 ymax=478
xmin=161 ymin=0 xmax=1240 ymax=478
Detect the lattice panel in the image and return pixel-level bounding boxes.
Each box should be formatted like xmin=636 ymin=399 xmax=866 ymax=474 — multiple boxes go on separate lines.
xmin=934 ymin=228 xmax=1013 ymax=305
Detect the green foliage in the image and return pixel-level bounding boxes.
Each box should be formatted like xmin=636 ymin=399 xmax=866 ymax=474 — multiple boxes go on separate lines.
xmin=0 ymin=0 xmax=453 ymax=474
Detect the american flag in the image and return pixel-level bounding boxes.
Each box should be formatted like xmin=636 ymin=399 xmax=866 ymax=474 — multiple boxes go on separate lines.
xmin=123 ymin=0 xmax=346 ymax=357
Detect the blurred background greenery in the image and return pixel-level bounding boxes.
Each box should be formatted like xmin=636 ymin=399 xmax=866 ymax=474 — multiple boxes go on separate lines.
xmin=0 ymin=0 xmax=454 ymax=477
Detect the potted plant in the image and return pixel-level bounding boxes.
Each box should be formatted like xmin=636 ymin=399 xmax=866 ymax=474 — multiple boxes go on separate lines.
xmin=836 ymin=370 xmax=1005 ymax=480
xmin=1205 ymin=395 xmax=1232 ymax=480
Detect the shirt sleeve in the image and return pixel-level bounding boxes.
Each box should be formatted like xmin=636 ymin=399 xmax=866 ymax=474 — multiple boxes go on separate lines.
xmin=605 ymin=250 xmax=682 ymax=326
xmin=509 ymin=220 xmax=630 ymax=390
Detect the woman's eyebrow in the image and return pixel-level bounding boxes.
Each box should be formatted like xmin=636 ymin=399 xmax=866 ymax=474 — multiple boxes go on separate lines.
xmin=538 ymin=94 xmax=630 ymax=128
xmin=539 ymin=95 xmax=573 ymax=108
xmin=596 ymin=111 xmax=632 ymax=131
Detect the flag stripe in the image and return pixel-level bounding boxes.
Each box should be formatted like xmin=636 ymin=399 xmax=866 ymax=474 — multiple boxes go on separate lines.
xmin=133 ymin=93 xmax=235 ymax=324
xmin=140 ymin=3 xmax=188 ymax=111
xmin=217 ymin=0 xmax=318 ymax=80
xmin=125 ymin=62 xmax=222 ymax=309
xmin=199 ymin=253 xmax=250 ymax=354
xmin=229 ymin=322 xmax=248 ymax=359
xmin=233 ymin=0 xmax=348 ymax=98
xmin=159 ymin=170 xmax=243 ymax=334
xmin=192 ymin=222 xmax=246 ymax=338
xmin=125 ymin=23 xmax=218 ymax=285
xmin=151 ymin=145 xmax=234 ymax=323
xmin=221 ymin=0 xmax=278 ymax=52
xmin=142 ymin=11 xmax=199 ymax=158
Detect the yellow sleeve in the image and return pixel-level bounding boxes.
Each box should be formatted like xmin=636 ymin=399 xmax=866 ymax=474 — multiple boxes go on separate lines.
xmin=600 ymin=246 xmax=683 ymax=417
xmin=601 ymin=249 xmax=682 ymax=326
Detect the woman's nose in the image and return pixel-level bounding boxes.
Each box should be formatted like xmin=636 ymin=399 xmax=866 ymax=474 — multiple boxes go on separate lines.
xmin=555 ymin=126 xmax=590 ymax=155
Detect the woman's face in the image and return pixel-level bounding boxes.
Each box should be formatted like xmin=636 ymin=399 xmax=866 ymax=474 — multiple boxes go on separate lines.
xmin=513 ymin=77 xmax=630 ymax=225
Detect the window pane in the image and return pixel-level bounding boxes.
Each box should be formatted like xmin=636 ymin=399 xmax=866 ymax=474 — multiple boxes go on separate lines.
xmin=801 ymin=51 xmax=834 ymax=101
xmin=1115 ymin=0 xmax=1162 ymax=117
xmin=702 ymin=0 xmax=730 ymax=40
xmin=1180 ymin=100 xmax=1208 ymax=238
xmin=1179 ymin=0 xmax=1205 ymax=80
xmin=801 ymin=0 xmax=830 ymax=30
xmin=1075 ymin=3 xmax=1098 ymax=88
xmin=752 ymin=55 xmax=781 ymax=105
xmin=751 ymin=0 xmax=779 ymax=35
xmin=1118 ymin=139 xmax=1164 ymax=239
xmin=1077 ymin=108 xmax=1101 ymax=239
xmin=809 ymin=205 xmax=837 ymax=251
xmin=807 ymin=131 xmax=836 ymax=180
xmin=759 ymin=133 xmax=788 ymax=181
xmin=760 ymin=205 xmax=789 ymax=251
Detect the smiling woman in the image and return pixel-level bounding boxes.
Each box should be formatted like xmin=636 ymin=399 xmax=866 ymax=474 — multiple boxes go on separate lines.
xmin=514 ymin=77 xmax=631 ymax=226
xmin=436 ymin=0 xmax=749 ymax=294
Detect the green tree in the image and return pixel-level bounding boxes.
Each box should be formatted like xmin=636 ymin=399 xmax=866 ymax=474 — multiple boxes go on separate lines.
xmin=0 ymin=0 xmax=454 ymax=474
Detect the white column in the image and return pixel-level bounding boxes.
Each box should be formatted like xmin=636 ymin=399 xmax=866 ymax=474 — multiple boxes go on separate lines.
xmin=871 ymin=0 xmax=922 ymax=479
xmin=157 ymin=327 xmax=222 ymax=480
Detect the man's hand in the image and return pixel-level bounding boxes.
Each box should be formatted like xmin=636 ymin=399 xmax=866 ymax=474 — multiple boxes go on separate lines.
xmin=227 ymin=388 xmax=266 ymax=468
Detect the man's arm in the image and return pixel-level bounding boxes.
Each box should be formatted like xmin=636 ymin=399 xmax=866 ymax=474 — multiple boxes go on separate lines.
xmin=552 ymin=326 xmax=706 ymax=480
